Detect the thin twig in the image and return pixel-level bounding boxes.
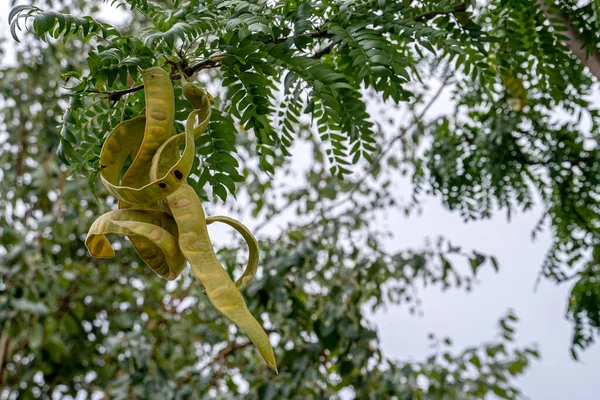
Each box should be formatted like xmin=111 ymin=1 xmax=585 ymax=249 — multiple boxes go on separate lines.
xmin=0 ymin=328 xmax=11 ymax=387
xmin=203 ymin=340 xmax=252 ymax=372
xmin=321 ymin=77 xmax=451 ymax=214
xmin=83 ymin=84 xmax=143 ymax=102
xmin=83 ymin=57 xmax=223 ymax=101
xmin=312 ymin=43 xmax=334 ymax=59
xmin=176 ymin=341 xmax=252 ymax=388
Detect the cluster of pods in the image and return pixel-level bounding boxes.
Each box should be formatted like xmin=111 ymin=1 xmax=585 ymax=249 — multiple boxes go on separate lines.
xmin=85 ymin=67 xmax=276 ymax=372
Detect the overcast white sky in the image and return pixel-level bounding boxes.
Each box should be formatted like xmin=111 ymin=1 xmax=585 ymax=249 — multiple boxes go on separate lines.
xmin=1 ymin=3 xmax=599 ymax=399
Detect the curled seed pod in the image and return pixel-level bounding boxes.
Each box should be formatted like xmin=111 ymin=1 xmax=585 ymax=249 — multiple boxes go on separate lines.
xmin=181 ymin=74 xmax=212 ymax=138
xmin=86 ymin=210 xmax=186 ymax=280
xmin=206 ymin=215 xmax=259 ymax=291
xmin=86 ymin=67 xmax=276 ymax=372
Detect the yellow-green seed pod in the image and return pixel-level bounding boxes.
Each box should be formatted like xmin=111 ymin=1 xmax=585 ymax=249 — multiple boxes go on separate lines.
xmin=100 ymin=68 xmax=194 ymax=205
xmin=166 ymin=184 xmax=277 ymax=372
xmin=86 ymin=210 xmax=186 ymax=280
xmin=182 ymin=78 xmax=212 ymax=138
xmin=86 ymin=66 xmax=276 ymax=372
xmin=121 ymin=69 xmax=175 ymax=190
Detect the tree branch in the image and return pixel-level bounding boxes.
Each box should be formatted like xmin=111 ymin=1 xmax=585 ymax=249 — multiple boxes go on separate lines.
xmin=181 ymin=57 xmax=222 ymax=78
xmin=81 ymin=3 xmax=468 ymax=101
xmin=81 ymin=57 xmax=222 ymax=102
xmin=536 ymin=0 xmax=600 ymax=81
xmin=203 ymin=340 xmax=252 ymax=371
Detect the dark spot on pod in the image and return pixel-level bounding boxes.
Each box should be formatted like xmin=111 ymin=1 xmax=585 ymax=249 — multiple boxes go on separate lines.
xmin=158 ymin=182 xmax=167 ymax=189
xmin=100 ymin=165 xmax=107 ymax=169
xmin=174 ymin=170 xmax=183 ymax=180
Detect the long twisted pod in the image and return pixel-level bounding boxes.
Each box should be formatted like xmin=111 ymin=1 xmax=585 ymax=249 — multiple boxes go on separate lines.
xmin=117 ymin=72 xmax=214 ymax=269
xmin=90 ymin=71 xmax=210 ymax=282
xmin=182 ymin=79 xmax=259 ymax=290
xmin=167 ymin=184 xmax=277 ymax=372
xmin=89 ymin=112 xmax=181 ymax=276
xmin=120 ymin=68 xmax=175 ymax=191
xmin=149 ymin=75 xmax=212 ymax=179
xmin=86 ymin=69 xmax=276 ymax=371
xmin=150 ymin=80 xmax=276 ymax=370
xmin=97 ymin=114 xmax=146 ymax=187
xmin=116 ymin=69 xmax=181 ymax=270
xmin=151 ymin=81 xmax=259 ymax=290
xmin=181 ymin=77 xmax=211 ymax=138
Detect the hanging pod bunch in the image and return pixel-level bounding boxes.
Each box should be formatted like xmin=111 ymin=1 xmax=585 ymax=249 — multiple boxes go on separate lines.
xmin=85 ymin=67 xmax=276 ymax=372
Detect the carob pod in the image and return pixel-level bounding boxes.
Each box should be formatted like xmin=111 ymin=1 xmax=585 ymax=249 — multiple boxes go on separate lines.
xmin=86 ymin=68 xmax=277 ymax=372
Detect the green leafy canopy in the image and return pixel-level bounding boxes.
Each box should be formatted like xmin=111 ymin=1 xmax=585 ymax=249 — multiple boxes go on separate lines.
xmin=3 ymin=0 xmax=600 ymax=398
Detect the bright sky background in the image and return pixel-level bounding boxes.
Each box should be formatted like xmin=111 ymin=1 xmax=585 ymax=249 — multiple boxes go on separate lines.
xmin=1 ymin=3 xmax=599 ymax=399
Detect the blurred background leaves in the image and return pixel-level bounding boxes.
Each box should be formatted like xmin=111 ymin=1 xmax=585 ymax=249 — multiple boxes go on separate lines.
xmin=4 ymin=0 xmax=600 ymax=398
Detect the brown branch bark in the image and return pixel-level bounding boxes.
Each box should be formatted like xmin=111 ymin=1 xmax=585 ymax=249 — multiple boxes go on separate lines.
xmin=536 ymin=0 xmax=600 ymax=81
xmin=204 ymin=340 xmax=252 ymax=370
xmin=80 ymin=57 xmax=222 ymax=101
xmin=0 ymin=331 xmax=12 ymax=387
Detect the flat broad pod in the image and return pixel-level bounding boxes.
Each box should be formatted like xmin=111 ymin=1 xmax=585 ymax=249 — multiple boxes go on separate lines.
xmin=85 ymin=67 xmax=277 ymax=372
xmin=99 ymin=67 xmax=194 ymax=205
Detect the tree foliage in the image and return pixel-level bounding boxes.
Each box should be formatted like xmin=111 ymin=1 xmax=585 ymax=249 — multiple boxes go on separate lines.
xmin=2 ymin=0 xmax=600 ymax=398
